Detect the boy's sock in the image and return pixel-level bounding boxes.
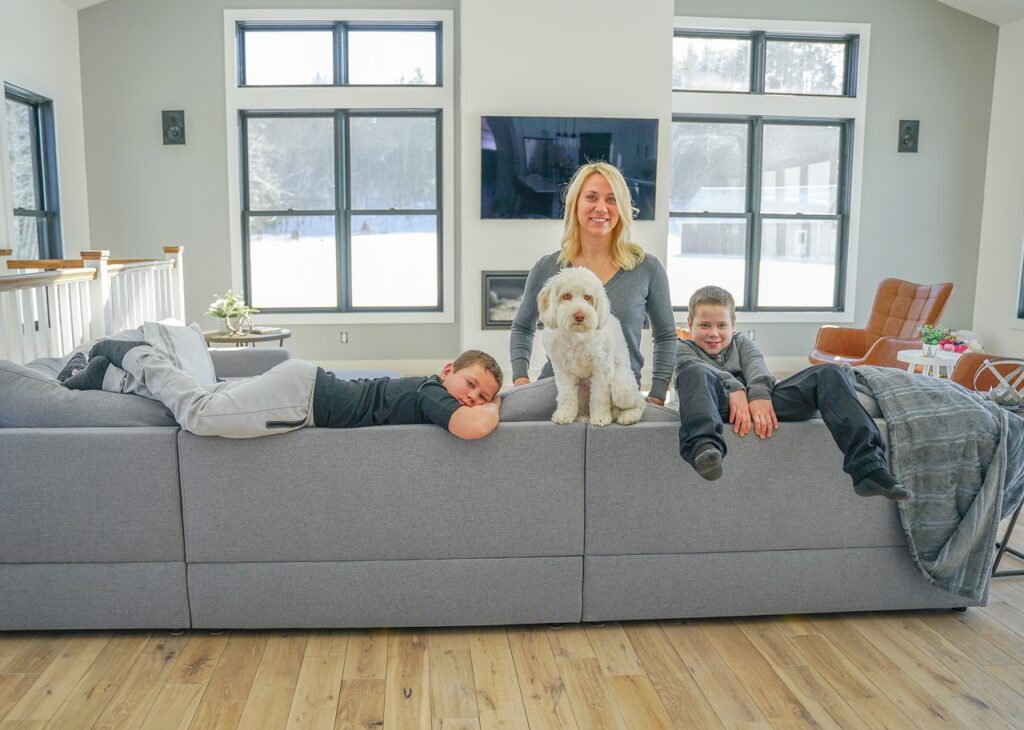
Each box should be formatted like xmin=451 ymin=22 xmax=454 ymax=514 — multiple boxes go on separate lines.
xmin=854 ymin=469 xmax=913 ymax=501
xmin=62 ymin=356 xmax=112 ymax=391
xmin=89 ymin=339 xmax=147 ymax=369
xmin=693 ymin=442 xmax=724 ymax=481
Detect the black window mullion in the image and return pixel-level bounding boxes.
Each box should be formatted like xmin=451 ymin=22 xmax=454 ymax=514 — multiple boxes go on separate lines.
xmin=746 ymin=118 xmax=763 ymax=311
xmin=236 ymin=23 xmax=247 ymax=86
xmin=751 ymin=32 xmax=766 ymax=94
xmin=39 ymin=102 xmax=61 ymax=258
xmin=338 ymin=111 xmax=349 ymax=312
xmin=844 ymin=36 xmax=859 ymax=97
xmin=835 ymin=120 xmax=854 ymax=310
xmin=337 ymin=23 xmax=347 ymax=85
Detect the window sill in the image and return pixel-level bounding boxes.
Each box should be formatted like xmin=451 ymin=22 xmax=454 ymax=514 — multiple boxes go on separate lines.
xmin=255 ymin=311 xmax=454 ymax=326
xmin=672 ymin=310 xmax=856 ymax=324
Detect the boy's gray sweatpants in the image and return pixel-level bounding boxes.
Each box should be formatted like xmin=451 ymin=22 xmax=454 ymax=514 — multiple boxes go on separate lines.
xmin=106 ymin=345 xmax=318 ymax=438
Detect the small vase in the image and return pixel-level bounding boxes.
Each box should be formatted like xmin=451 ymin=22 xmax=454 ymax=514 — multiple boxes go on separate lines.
xmin=922 ymin=343 xmax=938 ymax=357
xmin=218 ymin=318 xmax=230 ymax=333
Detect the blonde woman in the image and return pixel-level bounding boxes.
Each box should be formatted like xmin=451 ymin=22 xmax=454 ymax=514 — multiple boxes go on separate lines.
xmin=509 ymin=161 xmax=677 ymax=404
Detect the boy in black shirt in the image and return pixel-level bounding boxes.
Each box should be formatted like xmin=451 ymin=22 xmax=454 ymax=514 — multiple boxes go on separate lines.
xmin=676 ymin=285 xmax=911 ymax=501
xmin=64 ymin=340 xmax=502 ymax=440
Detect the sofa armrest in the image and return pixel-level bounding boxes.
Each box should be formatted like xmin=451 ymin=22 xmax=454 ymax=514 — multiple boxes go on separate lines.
xmin=211 ymin=347 xmax=291 ymax=378
xmin=859 ymin=337 xmax=922 ymax=368
xmin=812 ymin=326 xmax=868 ymax=359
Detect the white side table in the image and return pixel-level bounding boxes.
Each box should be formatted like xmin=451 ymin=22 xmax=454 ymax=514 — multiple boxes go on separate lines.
xmin=896 ymin=349 xmax=962 ymax=378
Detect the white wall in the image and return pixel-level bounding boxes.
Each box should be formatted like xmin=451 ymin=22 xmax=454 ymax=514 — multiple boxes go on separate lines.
xmin=972 ymin=17 xmax=1024 ymax=355
xmin=0 ymin=0 xmax=90 ymax=254
xmin=460 ymin=0 xmax=674 ymax=380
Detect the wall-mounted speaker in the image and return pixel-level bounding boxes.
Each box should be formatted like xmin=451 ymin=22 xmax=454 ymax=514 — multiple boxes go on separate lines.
xmin=898 ymin=119 xmax=919 ymax=153
xmin=162 ymin=110 xmax=186 ymax=145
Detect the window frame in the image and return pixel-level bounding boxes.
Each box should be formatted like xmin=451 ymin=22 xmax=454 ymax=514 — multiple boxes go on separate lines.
xmin=1017 ymin=252 xmax=1024 ymax=320
xmin=239 ymin=108 xmax=443 ymax=313
xmin=670 ymin=114 xmax=853 ymax=314
xmin=672 ymin=29 xmax=859 ymax=97
xmin=237 ymin=21 xmax=442 ymax=88
xmin=3 ymin=83 xmax=62 ymax=259
xmin=224 ymin=9 xmax=455 ymax=325
xmin=670 ymin=17 xmax=870 ymax=324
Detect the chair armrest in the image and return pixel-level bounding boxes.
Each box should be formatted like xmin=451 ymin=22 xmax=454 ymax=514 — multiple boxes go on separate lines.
xmin=859 ymin=337 xmax=922 ymax=368
xmin=210 ymin=347 xmax=292 ymax=378
xmin=813 ymin=326 xmax=869 ymax=358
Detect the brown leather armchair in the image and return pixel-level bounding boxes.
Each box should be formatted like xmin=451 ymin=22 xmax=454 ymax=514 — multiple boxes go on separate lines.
xmin=809 ymin=278 xmax=953 ymax=368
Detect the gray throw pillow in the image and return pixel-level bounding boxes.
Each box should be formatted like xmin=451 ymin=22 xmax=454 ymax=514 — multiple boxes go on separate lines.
xmin=0 ymin=359 xmax=177 ymax=428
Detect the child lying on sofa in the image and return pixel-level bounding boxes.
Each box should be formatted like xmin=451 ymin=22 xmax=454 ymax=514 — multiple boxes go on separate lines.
xmin=675 ymin=285 xmax=911 ymax=501
xmin=62 ymin=339 xmax=502 ymax=440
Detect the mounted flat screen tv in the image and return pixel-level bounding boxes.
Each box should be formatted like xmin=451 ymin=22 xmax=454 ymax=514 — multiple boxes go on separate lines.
xmin=481 ymin=116 xmax=658 ymax=220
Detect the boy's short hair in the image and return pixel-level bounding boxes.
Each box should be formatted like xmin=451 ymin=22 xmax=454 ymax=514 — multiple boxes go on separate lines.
xmin=688 ymin=286 xmax=737 ymax=322
xmin=453 ymin=349 xmax=504 ymax=391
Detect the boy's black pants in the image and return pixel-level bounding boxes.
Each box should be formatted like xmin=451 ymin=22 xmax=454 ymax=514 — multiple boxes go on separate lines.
xmin=675 ymin=362 xmax=887 ymax=483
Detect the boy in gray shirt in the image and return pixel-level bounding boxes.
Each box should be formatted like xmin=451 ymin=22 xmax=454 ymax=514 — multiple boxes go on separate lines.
xmin=675 ymin=285 xmax=911 ymax=501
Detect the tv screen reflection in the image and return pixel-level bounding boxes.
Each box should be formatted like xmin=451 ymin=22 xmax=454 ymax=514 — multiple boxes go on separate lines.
xmin=481 ymin=116 xmax=658 ymax=220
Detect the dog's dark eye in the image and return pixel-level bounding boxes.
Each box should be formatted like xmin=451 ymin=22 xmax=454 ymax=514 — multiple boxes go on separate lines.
xmin=584 ymin=295 xmax=593 ymax=302
xmin=562 ymin=292 xmax=573 ymax=300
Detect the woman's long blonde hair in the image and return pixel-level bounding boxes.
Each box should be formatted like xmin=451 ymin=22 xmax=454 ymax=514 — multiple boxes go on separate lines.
xmin=557 ymin=161 xmax=645 ymax=271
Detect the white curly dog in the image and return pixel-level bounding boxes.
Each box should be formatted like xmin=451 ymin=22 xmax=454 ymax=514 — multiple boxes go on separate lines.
xmin=538 ymin=268 xmax=646 ymax=426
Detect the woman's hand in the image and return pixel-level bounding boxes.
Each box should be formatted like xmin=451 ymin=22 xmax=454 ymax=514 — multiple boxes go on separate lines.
xmin=513 ymin=377 xmax=530 ymax=386
xmin=645 ymin=395 xmax=664 ymax=405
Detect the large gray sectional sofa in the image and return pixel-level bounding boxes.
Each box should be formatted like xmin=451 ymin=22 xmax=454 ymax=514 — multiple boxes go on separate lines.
xmin=0 ymin=350 xmax=976 ymax=630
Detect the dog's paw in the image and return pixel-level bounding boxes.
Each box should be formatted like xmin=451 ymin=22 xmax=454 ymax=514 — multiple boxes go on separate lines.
xmin=590 ymin=411 xmax=612 ymax=427
xmin=552 ymin=409 xmax=577 ymax=425
xmin=615 ymin=407 xmax=644 ymax=425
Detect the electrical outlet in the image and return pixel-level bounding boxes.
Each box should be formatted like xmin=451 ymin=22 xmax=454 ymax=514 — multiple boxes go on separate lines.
xmin=340 ymin=331 xmax=349 ymax=344
xmin=746 ymin=330 xmax=756 ymax=341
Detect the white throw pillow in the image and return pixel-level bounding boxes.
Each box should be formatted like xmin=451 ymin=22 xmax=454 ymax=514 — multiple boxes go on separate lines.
xmin=142 ymin=321 xmax=217 ymax=386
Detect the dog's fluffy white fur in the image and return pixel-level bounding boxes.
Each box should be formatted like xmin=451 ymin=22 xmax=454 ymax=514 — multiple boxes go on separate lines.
xmin=538 ymin=268 xmax=646 ymax=426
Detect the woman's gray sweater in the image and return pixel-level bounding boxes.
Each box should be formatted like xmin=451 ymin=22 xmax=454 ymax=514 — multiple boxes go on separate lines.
xmin=509 ymin=251 xmax=678 ymax=401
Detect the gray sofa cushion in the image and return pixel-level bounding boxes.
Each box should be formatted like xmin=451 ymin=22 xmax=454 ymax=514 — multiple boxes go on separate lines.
xmin=178 ymin=422 xmax=586 ymax=563
xmin=499 ymin=377 xmax=680 ymax=422
xmin=0 ymin=427 xmax=184 ymax=562
xmin=585 ymin=420 xmax=900 ymax=556
xmin=0 ymin=359 xmax=176 ymax=428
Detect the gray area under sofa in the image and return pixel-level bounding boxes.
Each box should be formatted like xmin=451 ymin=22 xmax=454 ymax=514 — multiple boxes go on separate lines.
xmin=0 ymin=350 xmax=975 ymax=630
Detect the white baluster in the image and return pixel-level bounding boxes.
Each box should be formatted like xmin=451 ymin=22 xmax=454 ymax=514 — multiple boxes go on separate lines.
xmin=82 ymin=250 xmax=112 ymax=337
xmin=164 ymin=246 xmax=185 ymax=323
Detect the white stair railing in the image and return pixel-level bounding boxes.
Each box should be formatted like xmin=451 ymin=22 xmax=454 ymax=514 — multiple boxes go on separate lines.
xmin=0 ymin=246 xmax=185 ymax=364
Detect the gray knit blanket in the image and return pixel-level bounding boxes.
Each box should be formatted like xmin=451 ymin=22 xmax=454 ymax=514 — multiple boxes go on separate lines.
xmin=849 ymin=365 xmax=1024 ymax=599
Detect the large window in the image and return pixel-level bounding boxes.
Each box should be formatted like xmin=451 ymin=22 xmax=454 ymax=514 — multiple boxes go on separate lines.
xmin=239 ymin=22 xmax=440 ymax=87
xmin=226 ymin=11 xmax=453 ymax=319
xmin=4 ymin=84 xmax=61 ymax=259
xmin=241 ymin=111 xmax=441 ymax=311
xmin=669 ymin=117 xmax=850 ymax=311
xmin=669 ymin=20 xmax=866 ymax=317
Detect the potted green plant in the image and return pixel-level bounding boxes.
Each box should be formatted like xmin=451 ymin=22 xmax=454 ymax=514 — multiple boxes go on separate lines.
xmin=207 ymin=289 xmax=259 ymax=333
xmin=919 ymin=324 xmax=950 ymax=357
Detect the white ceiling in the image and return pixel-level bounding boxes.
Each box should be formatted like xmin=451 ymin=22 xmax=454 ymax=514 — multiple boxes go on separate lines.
xmin=59 ymin=0 xmax=1024 ymax=25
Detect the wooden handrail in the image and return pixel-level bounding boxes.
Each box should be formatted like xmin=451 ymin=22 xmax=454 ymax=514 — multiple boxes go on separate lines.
xmin=7 ymin=259 xmax=85 ymax=270
xmin=107 ymin=260 xmax=175 ymax=276
xmin=0 ymin=249 xmax=12 ymax=256
xmin=0 ymin=268 xmax=95 ymax=292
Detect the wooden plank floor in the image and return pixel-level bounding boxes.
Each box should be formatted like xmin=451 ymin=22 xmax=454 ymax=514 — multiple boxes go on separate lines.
xmin=1 ymin=523 xmax=1022 ymax=730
